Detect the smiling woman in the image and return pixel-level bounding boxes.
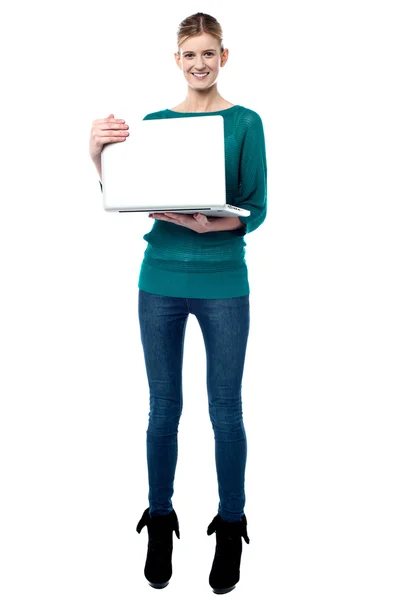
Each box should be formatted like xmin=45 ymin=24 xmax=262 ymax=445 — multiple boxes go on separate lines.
xmin=171 ymin=13 xmax=231 ymax=113
xmin=132 ymin=12 xmax=267 ymax=596
xmin=90 ymin=11 xmax=267 ymax=595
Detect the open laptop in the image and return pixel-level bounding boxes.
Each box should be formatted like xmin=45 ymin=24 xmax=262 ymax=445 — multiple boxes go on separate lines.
xmin=100 ymin=115 xmax=250 ymax=218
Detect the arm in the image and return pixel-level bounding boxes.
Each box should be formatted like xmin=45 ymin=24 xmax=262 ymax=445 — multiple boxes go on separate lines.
xmin=91 ymin=156 xmax=102 ymax=191
xmin=206 ymin=216 xmax=245 ymax=232
xmin=234 ymin=112 xmax=267 ymax=236
xmin=91 ymin=153 xmax=102 ymax=184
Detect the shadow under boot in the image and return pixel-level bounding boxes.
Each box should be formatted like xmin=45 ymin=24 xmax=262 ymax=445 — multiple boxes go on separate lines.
xmin=136 ymin=507 xmax=180 ymax=589
xmin=207 ymin=513 xmax=250 ymax=594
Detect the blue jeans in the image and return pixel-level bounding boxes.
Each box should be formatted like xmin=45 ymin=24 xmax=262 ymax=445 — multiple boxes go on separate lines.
xmin=138 ymin=289 xmax=250 ymax=523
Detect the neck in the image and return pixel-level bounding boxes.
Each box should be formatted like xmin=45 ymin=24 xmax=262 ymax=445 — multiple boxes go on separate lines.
xmin=182 ymin=88 xmax=224 ymax=113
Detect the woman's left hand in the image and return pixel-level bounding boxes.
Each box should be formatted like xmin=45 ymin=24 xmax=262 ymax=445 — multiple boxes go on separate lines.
xmin=149 ymin=212 xmax=212 ymax=234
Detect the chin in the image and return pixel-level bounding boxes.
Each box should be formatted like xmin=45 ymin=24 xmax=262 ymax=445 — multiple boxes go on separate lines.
xmin=186 ymin=77 xmax=216 ymax=88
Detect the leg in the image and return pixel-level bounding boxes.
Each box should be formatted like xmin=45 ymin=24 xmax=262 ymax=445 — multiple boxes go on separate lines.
xmin=138 ymin=290 xmax=189 ymax=516
xmin=190 ymin=295 xmax=250 ymax=522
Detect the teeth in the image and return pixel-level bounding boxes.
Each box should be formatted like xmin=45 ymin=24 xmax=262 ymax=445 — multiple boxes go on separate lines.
xmin=193 ymin=73 xmax=208 ymax=78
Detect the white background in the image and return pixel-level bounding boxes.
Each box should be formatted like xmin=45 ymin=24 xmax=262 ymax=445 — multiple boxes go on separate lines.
xmin=1 ymin=1 xmax=398 ymax=598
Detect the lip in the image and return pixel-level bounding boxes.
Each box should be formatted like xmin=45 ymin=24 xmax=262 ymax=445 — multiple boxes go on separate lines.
xmin=192 ymin=72 xmax=209 ymax=78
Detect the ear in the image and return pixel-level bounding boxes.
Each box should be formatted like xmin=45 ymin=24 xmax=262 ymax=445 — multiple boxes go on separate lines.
xmin=220 ymin=48 xmax=229 ymax=67
xmin=174 ymin=51 xmax=182 ymax=69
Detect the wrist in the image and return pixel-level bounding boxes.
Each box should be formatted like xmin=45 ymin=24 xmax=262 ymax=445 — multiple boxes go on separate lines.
xmin=205 ymin=217 xmax=219 ymax=232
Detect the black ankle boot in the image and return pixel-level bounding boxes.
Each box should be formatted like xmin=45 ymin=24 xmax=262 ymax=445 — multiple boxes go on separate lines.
xmin=136 ymin=507 xmax=180 ymax=589
xmin=207 ymin=513 xmax=250 ymax=594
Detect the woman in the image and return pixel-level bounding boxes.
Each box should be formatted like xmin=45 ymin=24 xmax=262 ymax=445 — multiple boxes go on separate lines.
xmin=89 ymin=12 xmax=267 ymax=595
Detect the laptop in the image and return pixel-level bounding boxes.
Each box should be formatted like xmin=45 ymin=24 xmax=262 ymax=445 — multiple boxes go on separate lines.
xmin=100 ymin=114 xmax=250 ymax=218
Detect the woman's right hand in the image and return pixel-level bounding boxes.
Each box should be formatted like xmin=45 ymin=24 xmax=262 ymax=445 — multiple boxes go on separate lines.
xmin=89 ymin=113 xmax=129 ymax=160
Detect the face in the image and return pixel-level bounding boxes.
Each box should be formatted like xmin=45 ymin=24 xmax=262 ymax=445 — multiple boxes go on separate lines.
xmin=174 ymin=32 xmax=229 ymax=89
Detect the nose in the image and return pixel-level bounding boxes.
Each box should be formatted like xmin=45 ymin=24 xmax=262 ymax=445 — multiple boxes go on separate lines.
xmin=195 ymin=57 xmax=206 ymax=70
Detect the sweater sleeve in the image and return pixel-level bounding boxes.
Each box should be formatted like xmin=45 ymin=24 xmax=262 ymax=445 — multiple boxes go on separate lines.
xmin=235 ymin=111 xmax=267 ymax=236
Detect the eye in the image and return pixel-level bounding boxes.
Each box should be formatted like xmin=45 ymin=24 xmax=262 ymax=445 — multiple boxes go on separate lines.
xmin=184 ymin=52 xmax=214 ymax=58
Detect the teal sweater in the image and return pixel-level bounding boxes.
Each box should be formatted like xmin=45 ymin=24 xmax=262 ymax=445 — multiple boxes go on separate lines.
xmin=99 ymin=104 xmax=267 ymax=299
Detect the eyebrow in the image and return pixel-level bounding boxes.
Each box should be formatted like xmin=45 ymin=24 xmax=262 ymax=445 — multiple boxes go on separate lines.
xmin=182 ymin=49 xmax=216 ymax=53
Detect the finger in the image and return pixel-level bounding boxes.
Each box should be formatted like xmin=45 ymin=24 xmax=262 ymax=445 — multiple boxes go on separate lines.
xmin=95 ymin=132 xmax=129 ymax=142
xmin=96 ymin=130 xmax=129 ymax=140
xmin=93 ymin=116 xmax=126 ymax=125
xmin=97 ymin=122 xmax=129 ymax=131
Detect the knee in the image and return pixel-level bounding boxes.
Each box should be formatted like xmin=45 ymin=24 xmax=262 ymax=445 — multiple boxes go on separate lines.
xmin=208 ymin=397 xmax=244 ymax=433
xmin=147 ymin=394 xmax=182 ymax=434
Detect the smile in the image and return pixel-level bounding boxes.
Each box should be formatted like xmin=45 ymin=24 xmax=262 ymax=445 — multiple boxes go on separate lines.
xmin=192 ymin=72 xmax=209 ymax=79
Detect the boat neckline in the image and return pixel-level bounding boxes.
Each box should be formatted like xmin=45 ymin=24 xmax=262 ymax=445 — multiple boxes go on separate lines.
xmin=164 ymin=105 xmax=242 ymax=115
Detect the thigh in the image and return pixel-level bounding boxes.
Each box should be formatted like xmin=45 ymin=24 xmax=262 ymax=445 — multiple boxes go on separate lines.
xmin=138 ymin=290 xmax=189 ymax=393
xmin=191 ymin=295 xmax=250 ymax=390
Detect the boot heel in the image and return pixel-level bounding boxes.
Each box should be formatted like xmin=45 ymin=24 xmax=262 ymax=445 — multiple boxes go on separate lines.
xmin=212 ymin=584 xmax=236 ymax=594
xmin=149 ymin=581 xmax=169 ymax=589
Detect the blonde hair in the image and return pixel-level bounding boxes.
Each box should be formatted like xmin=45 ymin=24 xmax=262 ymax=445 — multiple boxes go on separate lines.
xmin=177 ymin=12 xmax=224 ymax=53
